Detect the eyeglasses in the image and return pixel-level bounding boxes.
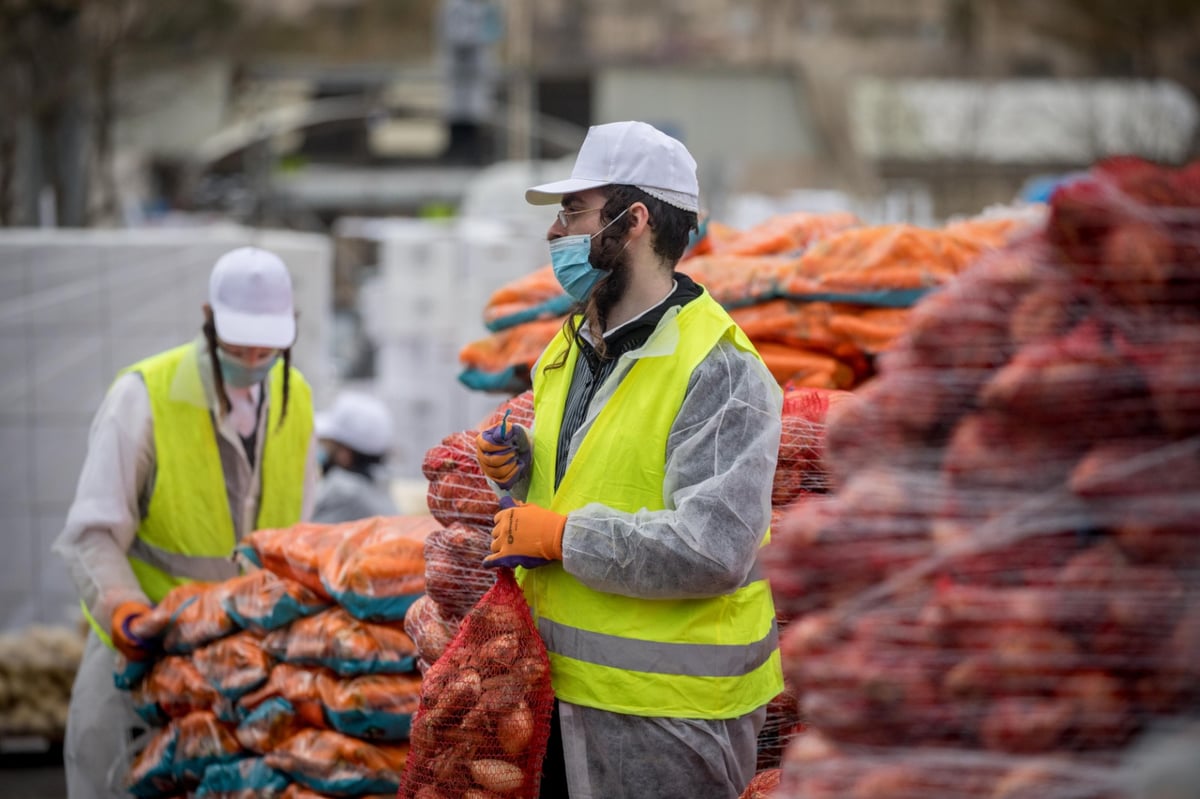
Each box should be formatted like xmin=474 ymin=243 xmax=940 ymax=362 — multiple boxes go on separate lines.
xmin=556 ymin=206 xmax=604 ymax=228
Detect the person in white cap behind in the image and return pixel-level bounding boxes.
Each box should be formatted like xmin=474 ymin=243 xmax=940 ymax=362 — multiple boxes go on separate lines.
xmin=311 ymin=391 xmax=399 ymax=523
xmin=473 ymin=121 xmax=784 ymax=798
xmin=54 ymin=246 xmax=319 ymax=799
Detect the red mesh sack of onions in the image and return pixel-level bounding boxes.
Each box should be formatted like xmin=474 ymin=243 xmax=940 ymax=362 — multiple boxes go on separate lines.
xmin=772 ymin=385 xmax=852 ymax=509
xmin=422 ymin=522 xmax=496 ymax=620
xmin=476 ymin=390 xmax=535 ymax=432
xmin=398 ymin=568 xmax=555 ymax=799
xmin=403 ymin=594 xmax=462 ymax=674
xmin=764 ymin=156 xmax=1200 ymax=799
xmin=422 ymin=431 xmax=499 ymax=532
xmin=422 ymin=392 xmax=536 ymax=534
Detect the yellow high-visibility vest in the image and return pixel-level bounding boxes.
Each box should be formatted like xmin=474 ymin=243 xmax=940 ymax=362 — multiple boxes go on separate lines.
xmin=85 ymin=342 xmax=310 ymax=644
xmin=523 ymin=292 xmax=782 ymax=719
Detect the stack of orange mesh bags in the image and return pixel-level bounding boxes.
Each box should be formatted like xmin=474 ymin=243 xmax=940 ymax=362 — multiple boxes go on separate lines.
xmin=114 ymin=515 xmax=439 ymax=798
xmin=757 ymin=157 xmax=1200 ymax=798
xmin=458 ymin=209 xmax=1040 ymax=394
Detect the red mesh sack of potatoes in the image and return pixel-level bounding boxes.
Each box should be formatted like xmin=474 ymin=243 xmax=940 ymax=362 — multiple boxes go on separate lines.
xmin=740 ymin=767 xmax=783 ymax=799
xmin=403 ymin=594 xmax=463 ymax=674
xmin=475 ymin=389 xmax=535 ymax=432
xmin=398 ymin=568 xmax=555 ymax=799
xmin=423 ymin=430 xmax=502 ymax=531
xmin=764 ymin=157 xmax=1200 ymax=799
xmin=423 ymin=391 xmax=537 ymax=535
xmin=772 ymin=385 xmax=853 ymax=508
xmin=422 ymin=522 xmax=496 ymax=619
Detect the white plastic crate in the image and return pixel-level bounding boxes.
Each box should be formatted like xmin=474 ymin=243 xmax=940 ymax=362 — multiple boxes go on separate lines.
xmin=375 ymin=225 xmax=461 ymax=338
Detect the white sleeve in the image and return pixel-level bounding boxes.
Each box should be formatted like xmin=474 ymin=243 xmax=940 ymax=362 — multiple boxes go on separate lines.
xmin=52 ymin=373 xmax=155 ymax=632
xmin=300 ymin=426 xmax=320 ymax=522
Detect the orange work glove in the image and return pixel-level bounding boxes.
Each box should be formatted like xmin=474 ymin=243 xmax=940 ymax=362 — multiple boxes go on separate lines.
xmin=475 ymin=425 xmax=530 ymax=489
xmin=484 ymin=500 xmax=566 ymax=569
xmin=111 ymin=600 xmax=154 ymax=661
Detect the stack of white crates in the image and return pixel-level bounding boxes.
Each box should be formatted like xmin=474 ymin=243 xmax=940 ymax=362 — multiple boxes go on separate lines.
xmin=0 ymin=226 xmax=334 ymax=632
xmin=357 ymin=217 xmax=548 ymax=480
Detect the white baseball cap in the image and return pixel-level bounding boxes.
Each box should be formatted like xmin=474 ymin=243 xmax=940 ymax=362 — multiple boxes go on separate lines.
xmin=526 ymin=121 xmax=700 ymax=212
xmin=315 ymin=391 xmax=395 ymax=457
xmin=208 ymin=247 xmax=296 ymax=349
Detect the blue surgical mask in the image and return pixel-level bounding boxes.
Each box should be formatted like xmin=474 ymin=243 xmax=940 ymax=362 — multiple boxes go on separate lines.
xmin=549 ymin=207 xmax=629 ymax=303
xmin=549 ymin=235 xmax=604 ymax=303
xmin=216 ymin=348 xmax=279 ymax=388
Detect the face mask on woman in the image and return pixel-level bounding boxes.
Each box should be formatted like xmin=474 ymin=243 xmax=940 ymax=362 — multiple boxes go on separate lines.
xmin=549 ymin=207 xmax=629 ymax=302
xmin=216 ymin=348 xmax=279 ymax=388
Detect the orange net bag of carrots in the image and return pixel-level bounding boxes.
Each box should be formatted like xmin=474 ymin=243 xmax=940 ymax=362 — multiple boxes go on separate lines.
xmin=130 ymin=655 xmax=222 ymax=724
xmin=482 ymin=265 xmax=574 ymax=331
xmin=237 ymin=522 xmax=349 ymax=599
xmin=263 ymin=729 xmax=409 ymax=796
xmin=711 ymin=210 xmax=861 ymax=257
xmin=398 ymin=568 xmax=555 ymax=799
xmin=458 ymin=317 xmax=565 ymax=391
xmin=317 ymin=515 xmax=437 ymax=622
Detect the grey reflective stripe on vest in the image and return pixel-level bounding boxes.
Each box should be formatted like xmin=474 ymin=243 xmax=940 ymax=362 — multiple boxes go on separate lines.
xmin=538 ymin=615 xmax=779 ymax=678
xmin=128 ymin=537 xmax=240 ymax=582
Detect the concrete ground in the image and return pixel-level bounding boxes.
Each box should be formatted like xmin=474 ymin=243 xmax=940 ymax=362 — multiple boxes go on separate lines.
xmin=0 ymin=745 xmax=67 ymax=799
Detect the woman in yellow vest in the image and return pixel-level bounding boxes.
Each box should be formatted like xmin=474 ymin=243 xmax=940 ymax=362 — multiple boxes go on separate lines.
xmin=53 ymin=246 xmax=318 ymax=799
xmin=475 ymin=122 xmax=784 ymax=799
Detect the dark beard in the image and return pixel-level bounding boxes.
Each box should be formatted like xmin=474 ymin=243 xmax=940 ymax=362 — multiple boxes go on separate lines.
xmin=587 ymin=237 xmax=632 ymax=331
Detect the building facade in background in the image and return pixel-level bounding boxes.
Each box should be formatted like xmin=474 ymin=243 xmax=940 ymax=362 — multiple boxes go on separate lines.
xmin=4 ymin=0 xmax=1198 ymax=227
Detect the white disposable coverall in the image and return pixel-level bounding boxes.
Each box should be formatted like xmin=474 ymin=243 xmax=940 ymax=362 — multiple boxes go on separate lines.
xmin=310 ymin=465 xmax=399 ymax=524
xmin=53 ymin=339 xmax=318 ymax=798
xmin=505 ymin=302 xmax=783 ymax=799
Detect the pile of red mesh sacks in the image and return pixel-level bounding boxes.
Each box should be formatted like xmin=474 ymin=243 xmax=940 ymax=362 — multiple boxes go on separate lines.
xmin=763 ymin=157 xmax=1200 ymax=798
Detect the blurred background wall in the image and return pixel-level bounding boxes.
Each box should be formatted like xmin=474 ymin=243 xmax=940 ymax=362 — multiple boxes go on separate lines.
xmin=4 ymin=0 xmax=1199 ymax=230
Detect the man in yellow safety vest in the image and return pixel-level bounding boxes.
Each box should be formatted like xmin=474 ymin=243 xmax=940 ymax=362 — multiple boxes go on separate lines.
xmin=475 ymin=121 xmax=784 ymax=798
xmin=54 ymin=246 xmax=318 ymax=798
